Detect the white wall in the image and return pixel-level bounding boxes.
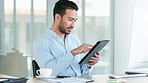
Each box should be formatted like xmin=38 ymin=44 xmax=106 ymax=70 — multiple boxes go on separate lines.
xmin=114 ymin=0 xmax=136 ymax=74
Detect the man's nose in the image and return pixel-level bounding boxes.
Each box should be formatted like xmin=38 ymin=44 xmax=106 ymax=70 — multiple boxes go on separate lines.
xmin=71 ymin=21 xmax=75 ymax=27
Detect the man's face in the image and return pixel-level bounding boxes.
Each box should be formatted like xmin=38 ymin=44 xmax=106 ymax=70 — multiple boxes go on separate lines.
xmin=58 ymin=9 xmax=78 ymax=34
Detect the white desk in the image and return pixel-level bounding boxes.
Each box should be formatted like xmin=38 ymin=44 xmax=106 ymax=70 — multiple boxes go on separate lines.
xmin=1 ymin=74 xmax=148 ymax=83
xmin=27 ymin=75 xmax=148 ymax=83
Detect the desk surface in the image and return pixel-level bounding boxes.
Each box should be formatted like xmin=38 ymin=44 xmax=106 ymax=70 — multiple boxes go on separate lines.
xmin=1 ymin=74 xmax=148 ymax=83
xmin=26 ymin=75 xmax=148 ymax=83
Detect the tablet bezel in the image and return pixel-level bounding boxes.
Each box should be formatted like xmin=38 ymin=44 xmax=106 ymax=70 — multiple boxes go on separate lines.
xmin=79 ymin=40 xmax=110 ymax=65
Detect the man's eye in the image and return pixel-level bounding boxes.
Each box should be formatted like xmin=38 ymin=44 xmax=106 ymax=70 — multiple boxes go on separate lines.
xmin=68 ymin=18 xmax=77 ymax=22
xmin=68 ymin=19 xmax=73 ymax=21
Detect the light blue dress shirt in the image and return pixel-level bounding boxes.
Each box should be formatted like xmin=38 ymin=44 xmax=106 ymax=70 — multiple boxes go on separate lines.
xmin=32 ymin=28 xmax=90 ymax=76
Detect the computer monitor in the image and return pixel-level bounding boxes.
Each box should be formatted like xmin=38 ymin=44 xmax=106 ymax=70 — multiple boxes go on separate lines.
xmin=128 ymin=0 xmax=148 ymax=69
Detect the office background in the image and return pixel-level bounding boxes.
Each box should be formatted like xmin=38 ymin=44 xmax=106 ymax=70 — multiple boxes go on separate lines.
xmin=0 ymin=0 xmax=148 ymax=77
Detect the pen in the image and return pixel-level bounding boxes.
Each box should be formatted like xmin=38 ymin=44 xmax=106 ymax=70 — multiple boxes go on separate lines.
xmin=57 ymin=76 xmax=71 ymax=78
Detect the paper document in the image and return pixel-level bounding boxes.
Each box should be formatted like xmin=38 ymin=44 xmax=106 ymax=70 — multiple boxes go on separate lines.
xmin=0 ymin=79 xmax=8 ymax=82
xmin=43 ymin=77 xmax=93 ymax=83
xmin=109 ymin=74 xmax=148 ymax=79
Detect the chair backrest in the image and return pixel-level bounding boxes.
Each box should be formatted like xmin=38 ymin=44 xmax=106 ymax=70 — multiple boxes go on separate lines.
xmin=32 ymin=60 xmax=40 ymax=77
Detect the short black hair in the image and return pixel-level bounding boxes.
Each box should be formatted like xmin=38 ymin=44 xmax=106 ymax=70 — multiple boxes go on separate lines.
xmin=53 ymin=0 xmax=78 ymax=20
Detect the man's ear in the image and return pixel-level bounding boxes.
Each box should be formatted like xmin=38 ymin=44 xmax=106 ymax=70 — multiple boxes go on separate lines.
xmin=55 ymin=14 xmax=61 ymax=22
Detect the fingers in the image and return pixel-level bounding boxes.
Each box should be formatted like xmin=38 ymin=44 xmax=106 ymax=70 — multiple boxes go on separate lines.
xmin=89 ymin=57 xmax=99 ymax=63
xmin=80 ymin=43 xmax=93 ymax=53
xmin=71 ymin=43 xmax=93 ymax=56
xmin=88 ymin=53 xmax=100 ymax=66
xmin=94 ymin=53 xmax=100 ymax=58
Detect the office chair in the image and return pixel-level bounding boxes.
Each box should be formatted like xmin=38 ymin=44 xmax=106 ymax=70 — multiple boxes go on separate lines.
xmin=32 ymin=60 xmax=40 ymax=77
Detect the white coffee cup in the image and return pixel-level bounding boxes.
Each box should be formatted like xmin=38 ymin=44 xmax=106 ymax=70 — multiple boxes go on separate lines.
xmin=36 ymin=68 xmax=52 ymax=78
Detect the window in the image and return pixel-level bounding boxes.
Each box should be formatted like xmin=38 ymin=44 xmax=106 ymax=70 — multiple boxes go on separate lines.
xmin=72 ymin=0 xmax=111 ymax=74
xmin=0 ymin=0 xmax=112 ymax=76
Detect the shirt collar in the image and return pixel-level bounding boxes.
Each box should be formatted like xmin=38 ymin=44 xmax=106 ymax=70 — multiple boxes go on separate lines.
xmin=47 ymin=28 xmax=69 ymax=41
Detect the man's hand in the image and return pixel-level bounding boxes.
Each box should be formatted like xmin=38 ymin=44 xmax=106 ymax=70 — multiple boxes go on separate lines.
xmin=71 ymin=43 xmax=93 ymax=56
xmin=88 ymin=53 xmax=100 ymax=68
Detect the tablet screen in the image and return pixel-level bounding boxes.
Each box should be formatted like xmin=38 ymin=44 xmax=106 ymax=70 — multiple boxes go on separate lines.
xmin=79 ymin=40 xmax=110 ymax=65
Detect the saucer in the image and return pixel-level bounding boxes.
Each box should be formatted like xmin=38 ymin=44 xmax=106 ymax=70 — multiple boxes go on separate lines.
xmin=35 ymin=76 xmax=51 ymax=79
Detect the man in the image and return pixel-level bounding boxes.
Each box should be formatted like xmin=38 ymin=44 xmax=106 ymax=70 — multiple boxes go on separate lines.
xmin=33 ymin=0 xmax=100 ymax=76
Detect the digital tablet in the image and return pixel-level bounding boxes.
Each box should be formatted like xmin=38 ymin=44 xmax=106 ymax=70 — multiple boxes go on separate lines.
xmin=79 ymin=40 xmax=110 ymax=65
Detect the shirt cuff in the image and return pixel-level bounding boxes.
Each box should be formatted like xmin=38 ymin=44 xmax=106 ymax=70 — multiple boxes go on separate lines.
xmin=82 ymin=64 xmax=90 ymax=71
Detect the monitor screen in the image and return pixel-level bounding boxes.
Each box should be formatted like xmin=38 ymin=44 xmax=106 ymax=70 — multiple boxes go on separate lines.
xmin=128 ymin=0 xmax=148 ymax=69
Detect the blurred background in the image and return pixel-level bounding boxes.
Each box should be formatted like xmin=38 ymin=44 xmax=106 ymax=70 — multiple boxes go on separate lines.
xmin=0 ymin=0 xmax=111 ymax=77
xmin=1 ymin=0 xmax=148 ymax=77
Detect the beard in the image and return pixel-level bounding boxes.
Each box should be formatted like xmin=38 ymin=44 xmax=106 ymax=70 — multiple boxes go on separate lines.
xmin=59 ymin=23 xmax=73 ymax=34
